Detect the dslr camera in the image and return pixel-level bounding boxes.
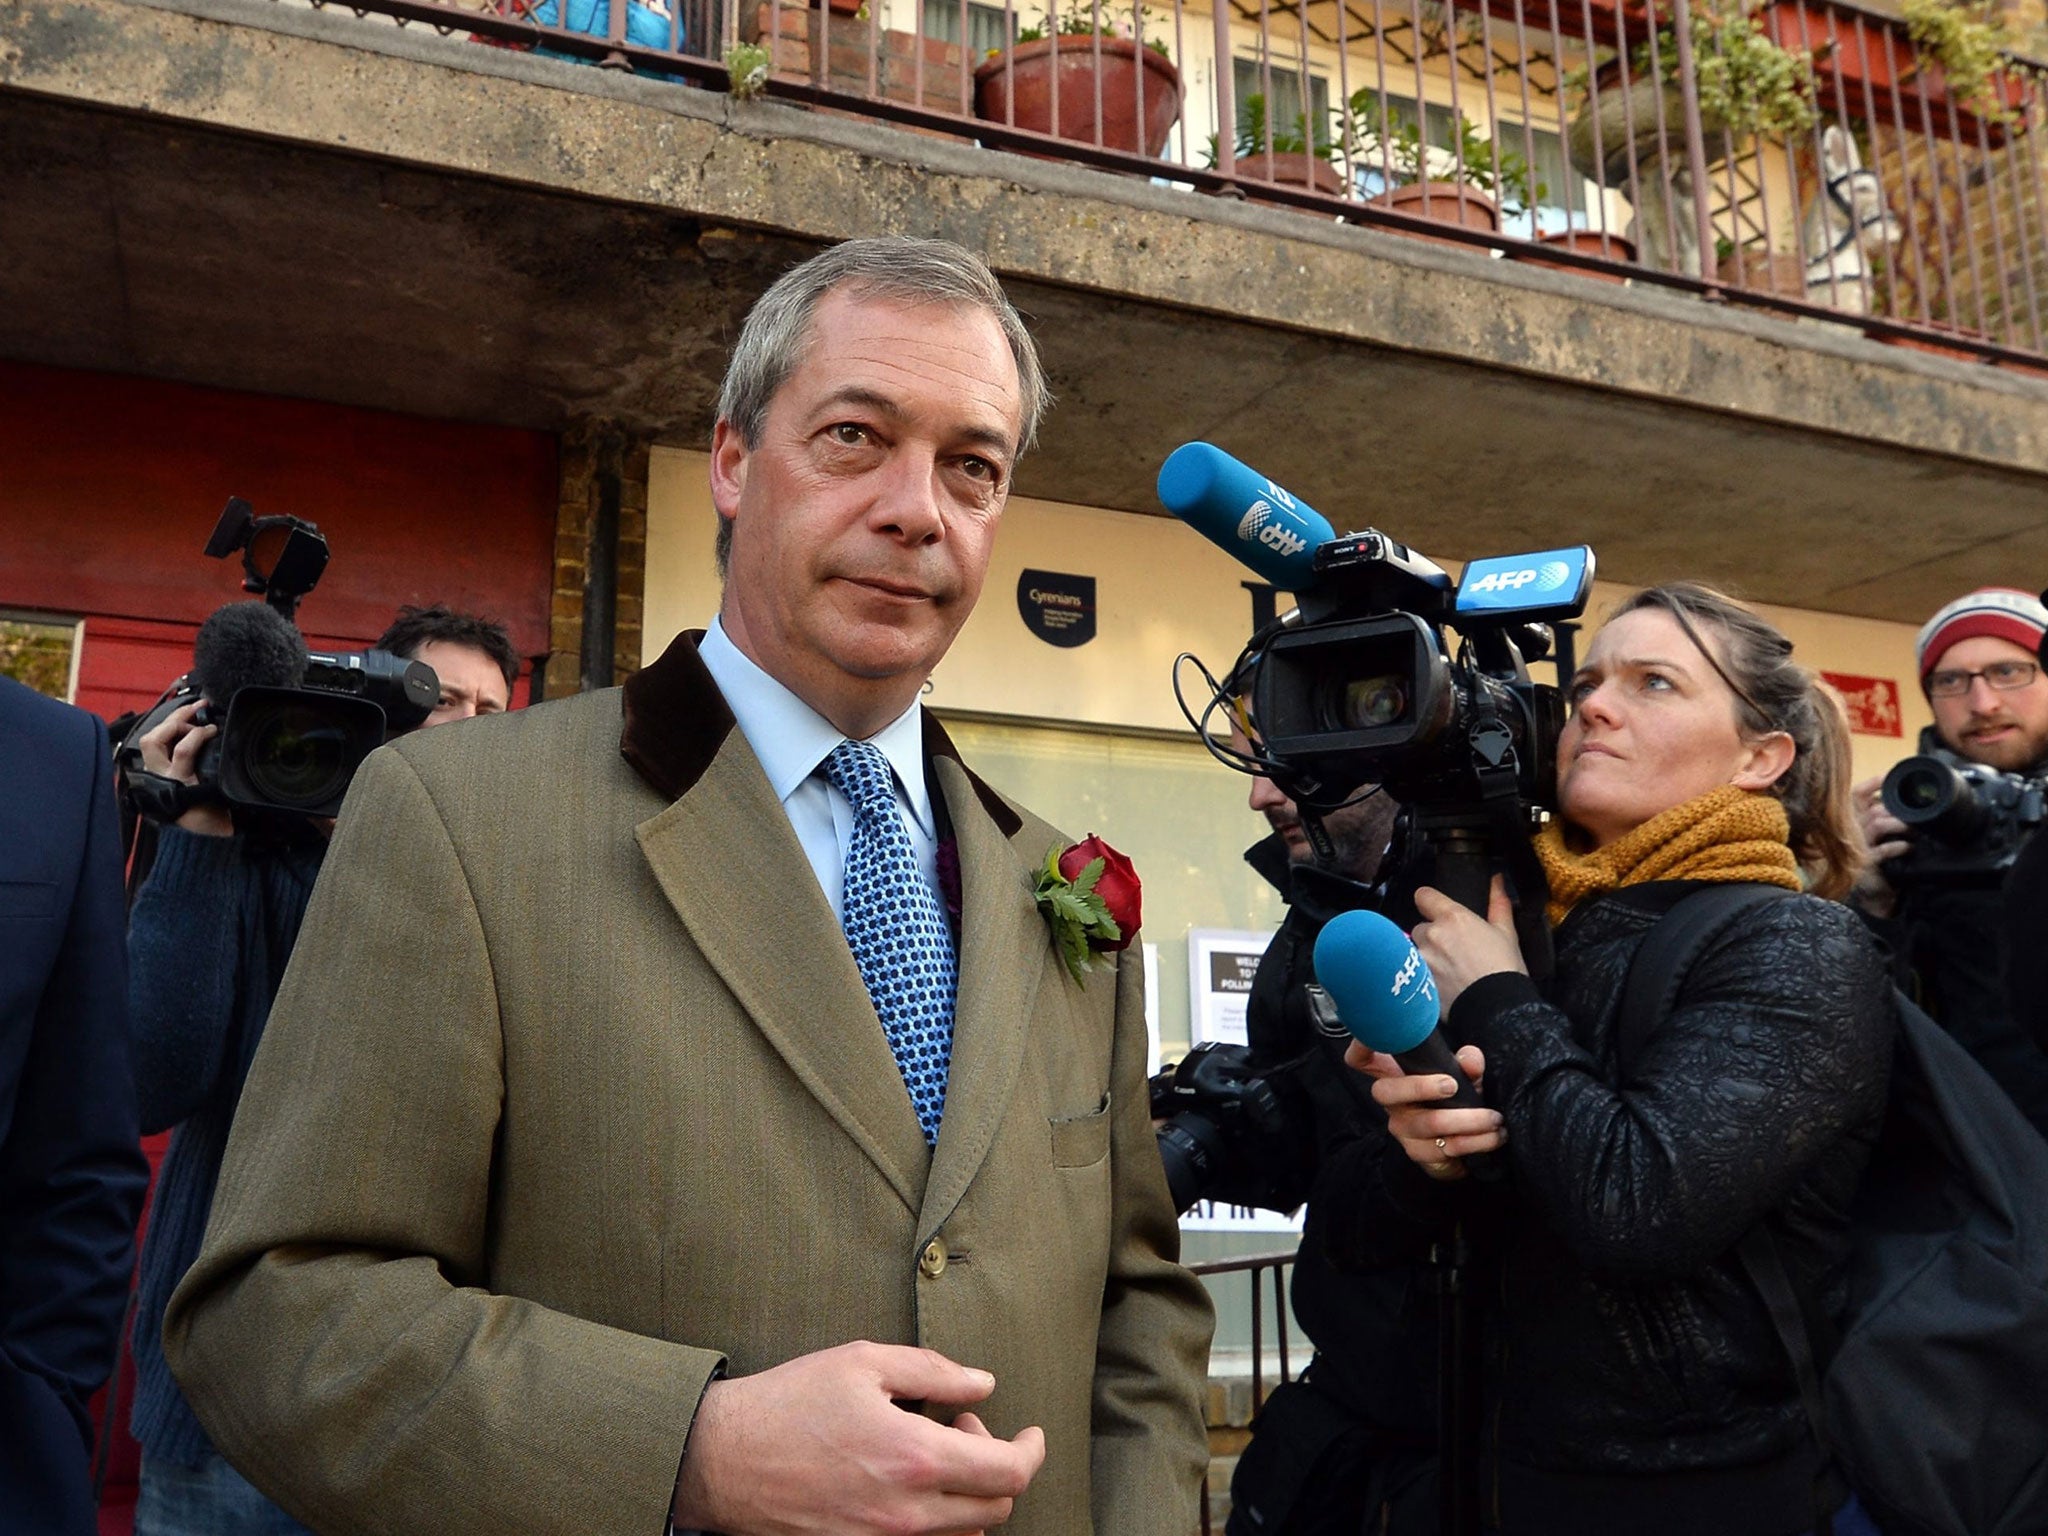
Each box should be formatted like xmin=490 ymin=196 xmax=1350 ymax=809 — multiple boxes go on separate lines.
xmin=116 ymin=499 xmax=437 ymax=823
xmin=1150 ymin=1041 xmax=1313 ymax=1217
xmin=1881 ymin=747 xmax=2047 ymax=882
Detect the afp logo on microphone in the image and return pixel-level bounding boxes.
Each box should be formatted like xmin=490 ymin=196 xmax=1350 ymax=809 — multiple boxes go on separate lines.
xmin=1390 ymin=942 xmax=1438 ymax=1012
xmin=1236 ymin=500 xmax=1310 ymax=561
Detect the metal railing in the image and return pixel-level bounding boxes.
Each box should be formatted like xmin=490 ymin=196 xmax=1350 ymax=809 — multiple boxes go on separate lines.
xmin=1187 ymin=1247 xmax=1299 ymax=1536
xmin=237 ymin=0 xmax=2048 ymax=360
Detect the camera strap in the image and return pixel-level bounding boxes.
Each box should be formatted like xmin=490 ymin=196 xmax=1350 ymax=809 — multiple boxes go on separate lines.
xmin=127 ymin=770 xmax=222 ymax=826
xmin=1468 ymin=717 xmax=1556 ymax=985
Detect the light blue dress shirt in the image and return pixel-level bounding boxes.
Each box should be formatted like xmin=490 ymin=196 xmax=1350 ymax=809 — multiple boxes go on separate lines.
xmin=696 ymin=617 xmax=941 ymax=923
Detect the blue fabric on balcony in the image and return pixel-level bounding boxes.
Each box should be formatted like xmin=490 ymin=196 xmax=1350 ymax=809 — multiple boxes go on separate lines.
xmin=528 ymin=0 xmax=685 ymax=72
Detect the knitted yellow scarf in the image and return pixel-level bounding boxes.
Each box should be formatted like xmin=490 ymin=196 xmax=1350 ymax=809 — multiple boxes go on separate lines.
xmin=1534 ymin=784 xmax=1802 ymax=928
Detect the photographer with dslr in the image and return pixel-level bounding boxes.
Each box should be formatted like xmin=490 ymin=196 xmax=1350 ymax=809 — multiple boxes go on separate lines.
xmin=1204 ymin=741 xmax=1442 ymax=1536
xmin=1851 ymin=586 xmax=2048 ymax=1139
xmin=125 ymin=601 xmax=513 ymax=1536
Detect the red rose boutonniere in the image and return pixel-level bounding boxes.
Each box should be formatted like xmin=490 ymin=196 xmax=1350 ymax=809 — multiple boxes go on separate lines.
xmin=1035 ymin=834 xmax=1142 ymax=984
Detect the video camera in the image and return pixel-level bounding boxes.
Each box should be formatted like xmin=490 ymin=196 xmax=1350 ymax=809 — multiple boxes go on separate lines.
xmin=1882 ymin=748 xmax=2047 ymax=882
xmin=1159 ymin=443 xmax=1594 ymax=927
xmin=116 ymin=499 xmax=438 ymax=823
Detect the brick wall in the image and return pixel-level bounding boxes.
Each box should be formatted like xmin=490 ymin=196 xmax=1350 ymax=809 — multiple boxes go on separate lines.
xmin=548 ymin=420 xmax=649 ymax=697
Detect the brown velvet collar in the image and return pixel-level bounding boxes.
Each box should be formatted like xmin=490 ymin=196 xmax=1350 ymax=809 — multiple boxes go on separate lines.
xmin=620 ymin=630 xmax=1022 ymax=838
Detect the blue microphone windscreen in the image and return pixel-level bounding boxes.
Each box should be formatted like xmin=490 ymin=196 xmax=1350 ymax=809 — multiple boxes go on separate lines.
xmin=1314 ymin=909 xmax=1440 ymax=1056
xmin=1155 ymin=443 xmax=1334 ymax=591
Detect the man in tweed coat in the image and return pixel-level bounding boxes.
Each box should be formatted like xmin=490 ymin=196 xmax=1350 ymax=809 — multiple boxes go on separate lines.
xmin=165 ymin=236 xmax=1212 ymax=1536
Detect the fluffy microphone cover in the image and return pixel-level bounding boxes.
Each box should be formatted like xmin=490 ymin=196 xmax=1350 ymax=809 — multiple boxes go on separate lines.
xmin=193 ymin=601 xmax=309 ymax=703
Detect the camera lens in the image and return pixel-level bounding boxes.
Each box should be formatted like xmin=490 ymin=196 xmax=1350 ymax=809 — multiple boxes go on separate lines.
xmin=1339 ymin=674 xmax=1409 ymax=731
xmin=242 ymin=703 xmax=356 ymax=809
xmin=1882 ymin=755 xmax=1984 ymax=842
xmin=1893 ymin=767 xmax=1946 ymax=813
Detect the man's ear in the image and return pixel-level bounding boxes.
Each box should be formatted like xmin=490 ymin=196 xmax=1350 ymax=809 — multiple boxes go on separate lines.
xmin=709 ymin=419 xmax=748 ymax=520
xmin=1733 ymin=730 xmax=1798 ymax=793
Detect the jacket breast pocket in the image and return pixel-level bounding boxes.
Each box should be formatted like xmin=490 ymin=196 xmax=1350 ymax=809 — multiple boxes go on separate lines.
xmin=1050 ymin=1092 xmax=1112 ymax=1168
xmin=0 ymin=880 xmax=56 ymax=920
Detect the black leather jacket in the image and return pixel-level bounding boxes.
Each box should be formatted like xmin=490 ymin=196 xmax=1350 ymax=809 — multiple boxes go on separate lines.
xmin=1330 ymin=881 xmax=1895 ymax=1533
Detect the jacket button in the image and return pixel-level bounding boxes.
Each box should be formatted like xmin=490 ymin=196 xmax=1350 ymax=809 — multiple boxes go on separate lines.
xmin=919 ymin=1238 xmax=947 ymax=1278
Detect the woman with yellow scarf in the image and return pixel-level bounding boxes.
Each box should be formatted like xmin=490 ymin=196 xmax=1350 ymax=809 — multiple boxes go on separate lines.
xmin=1348 ymin=583 xmax=1894 ymax=1535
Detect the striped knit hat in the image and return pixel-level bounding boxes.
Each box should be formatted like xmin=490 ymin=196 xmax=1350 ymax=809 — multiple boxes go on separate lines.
xmin=1915 ymin=587 xmax=2048 ymax=686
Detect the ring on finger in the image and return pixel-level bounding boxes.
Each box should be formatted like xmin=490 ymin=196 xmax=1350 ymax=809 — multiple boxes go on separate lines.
xmin=1434 ymin=1136 xmax=1448 ymax=1152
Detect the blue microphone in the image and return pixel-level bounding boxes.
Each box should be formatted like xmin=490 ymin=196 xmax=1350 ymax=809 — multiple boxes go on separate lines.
xmin=1314 ymin=909 xmax=1487 ymax=1115
xmin=1156 ymin=442 xmax=1335 ymax=592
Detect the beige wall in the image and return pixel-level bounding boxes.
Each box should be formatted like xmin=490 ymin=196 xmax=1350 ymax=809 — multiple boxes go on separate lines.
xmin=645 ymin=444 xmax=1932 ymax=785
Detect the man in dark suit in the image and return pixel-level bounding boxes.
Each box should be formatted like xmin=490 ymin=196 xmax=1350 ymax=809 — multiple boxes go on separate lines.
xmin=0 ymin=674 xmax=150 ymax=1536
xmin=167 ymin=236 xmax=1211 ymax=1536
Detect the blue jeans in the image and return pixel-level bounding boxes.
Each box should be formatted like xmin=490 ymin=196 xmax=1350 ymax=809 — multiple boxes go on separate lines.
xmin=136 ymin=1451 xmax=315 ymax=1536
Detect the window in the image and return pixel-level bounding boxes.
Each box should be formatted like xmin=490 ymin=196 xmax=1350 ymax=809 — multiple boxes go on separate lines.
xmin=921 ymin=0 xmax=1014 ymax=58
xmin=0 ymin=612 xmax=82 ymax=701
xmin=1496 ymin=122 xmax=1588 ymax=238
xmin=1232 ymin=57 xmax=1332 ymax=150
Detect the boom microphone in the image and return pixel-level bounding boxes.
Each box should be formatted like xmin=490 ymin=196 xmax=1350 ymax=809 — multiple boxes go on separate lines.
xmin=1156 ymin=442 xmax=1335 ymax=592
xmin=1313 ymin=909 xmax=1486 ymax=1115
xmin=193 ymin=600 xmax=309 ymax=706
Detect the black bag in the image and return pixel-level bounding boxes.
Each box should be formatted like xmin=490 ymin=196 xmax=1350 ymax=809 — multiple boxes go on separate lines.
xmin=1620 ymin=883 xmax=2048 ymax=1536
xmin=1226 ymin=1372 xmax=1435 ymax=1536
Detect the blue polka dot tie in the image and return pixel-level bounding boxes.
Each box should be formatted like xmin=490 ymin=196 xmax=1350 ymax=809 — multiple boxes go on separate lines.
xmin=823 ymin=740 xmax=956 ymax=1146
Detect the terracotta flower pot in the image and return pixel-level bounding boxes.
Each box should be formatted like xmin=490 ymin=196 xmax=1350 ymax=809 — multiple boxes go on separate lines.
xmin=973 ymin=35 xmax=1182 ymax=157
xmin=1716 ymin=250 xmax=1808 ymax=299
xmin=1880 ymin=323 xmax=1992 ymax=362
xmin=1370 ymin=182 xmax=1500 ymax=248
xmin=1521 ymin=228 xmax=1637 ymax=281
xmin=1229 ymin=149 xmax=1348 ymax=197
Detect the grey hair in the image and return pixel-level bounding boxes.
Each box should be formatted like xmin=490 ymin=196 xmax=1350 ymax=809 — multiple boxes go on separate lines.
xmin=714 ymin=237 xmax=1048 ymax=573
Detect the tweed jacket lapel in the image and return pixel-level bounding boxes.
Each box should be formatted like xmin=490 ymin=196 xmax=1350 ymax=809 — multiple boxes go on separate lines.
xmin=918 ymin=719 xmax=1043 ymax=1239
xmin=623 ymin=633 xmax=929 ymax=1212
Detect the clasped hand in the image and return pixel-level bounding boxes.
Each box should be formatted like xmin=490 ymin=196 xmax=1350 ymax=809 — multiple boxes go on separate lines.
xmin=671 ymin=1340 xmax=1045 ymax=1536
xmin=1344 ymin=877 xmax=1522 ymax=1180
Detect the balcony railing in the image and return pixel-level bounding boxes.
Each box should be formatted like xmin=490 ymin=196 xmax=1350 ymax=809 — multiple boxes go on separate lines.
xmin=242 ymin=0 xmax=2048 ymax=356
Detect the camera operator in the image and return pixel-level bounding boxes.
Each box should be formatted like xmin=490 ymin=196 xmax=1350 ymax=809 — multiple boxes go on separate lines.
xmin=125 ymin=604 xmax=514 ymax=1536
xmin=376 ymin=604 xmax=519 ymax=728
xmin=1198 ymin=729 xmax=1438 ymax=1536
xmin=1852 ymin=586 xmax=2048 ymax=1139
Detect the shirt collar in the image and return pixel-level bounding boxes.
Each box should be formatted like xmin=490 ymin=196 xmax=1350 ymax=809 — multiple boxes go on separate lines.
xmin=697 ymin=617 xmax=935 ymax=838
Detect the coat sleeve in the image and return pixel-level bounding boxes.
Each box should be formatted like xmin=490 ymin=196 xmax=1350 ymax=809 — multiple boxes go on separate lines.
xmin=162 ymin=746 xmax=724 ymax=1536
xmin=1454 ymin=896 xmax=1895 ymax=1279
xmin=0 ymin=705 xmax=146 ymax=1480
xmin=1087 ymin=947 xmax=1215 ymax=1535
xmin=126 ymin=828 xmax=253 ymax=1133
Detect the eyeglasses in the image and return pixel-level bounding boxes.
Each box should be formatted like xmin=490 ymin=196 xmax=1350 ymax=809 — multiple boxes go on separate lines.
xmin=1926 ymin=660 xmax=2041 ymax=698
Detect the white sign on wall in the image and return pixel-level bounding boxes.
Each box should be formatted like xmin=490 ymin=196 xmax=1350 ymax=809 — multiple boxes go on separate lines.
xmin=1177 ymin=928 xmax=1302 ymax=1231
xmin=1186 ymin=928 xmax=1272 ymax=1047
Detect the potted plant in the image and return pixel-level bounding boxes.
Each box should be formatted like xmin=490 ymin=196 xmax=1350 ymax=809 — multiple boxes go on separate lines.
xmin=973 ymin=7 xmax=1182 ymax=157
xmin=1204 ymin=92 xmax=1348 ymax=196
xmin=1566 ymin=0 xmax=1817 ymax=184
xmin=1354 ymin=97 xmax=1545 ymax=235
xmin=1901 ymin=0 xmax=2025 ymax=136
xmin=1562 ymin=0 xmax=1816 ymax=271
